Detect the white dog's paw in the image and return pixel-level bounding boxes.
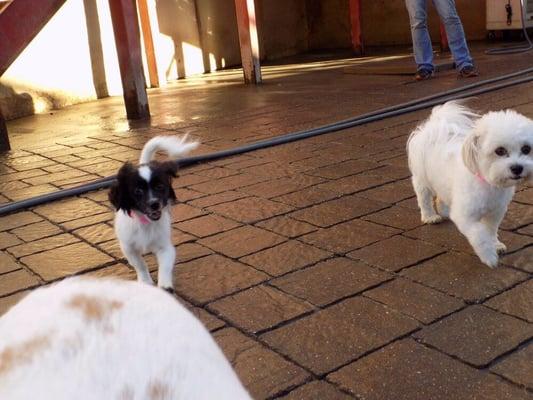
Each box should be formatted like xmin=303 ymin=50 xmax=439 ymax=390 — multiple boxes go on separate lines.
xmin=422 ymin=214 xmax=444 ymax=224
xmin=495 ymin=241 xmax=507 ymax=254
xmin=478 ymin=250 xmax=499 ymax=268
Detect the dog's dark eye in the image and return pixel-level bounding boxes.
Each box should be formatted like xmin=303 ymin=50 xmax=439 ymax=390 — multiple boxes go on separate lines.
xmin=495 ymin=147 xmax=507 ymax=157
xmin=134 ymin=188 xmax=144 ymax=197
xmin=154 ymin=183 xmax=165 ymax=191
xmin=522 ymin=145 xmax=531 ymax=155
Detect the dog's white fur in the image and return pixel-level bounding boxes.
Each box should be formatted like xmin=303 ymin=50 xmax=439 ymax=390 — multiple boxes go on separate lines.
xmin=116 ymin=209 xmax=176 ymax=287
xmin=407 ymin=101 xmax=533 ymax=267
xmin=114 ymin=136 xmax=198 ymax=290
xmin=139 ymin=135 xmax=199 ymax=165
xmin=0 ymin=278 xmax=251 ymax=400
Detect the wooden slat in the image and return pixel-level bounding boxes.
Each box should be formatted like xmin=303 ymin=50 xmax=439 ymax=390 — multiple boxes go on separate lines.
xmin=234 ymin=0 xmax=261 ymax=84
xmin=137 ymin=0 xmax=159 ymax=88
xmin=439 ymin=22 xmax=449 ymax=52
xmin=0 ymin=111 xmax=10 ymax=152
xmin=108 ymin=0 xmax=150 ymax=119
xmin=0 ymin=0 xmax=67 ymax=76
xmin=349 ymin=0 xmax=363 ymax=56
xmin=343 ymin=61 xmax=455 ymax=76
xmin=83 ymin=0 xmax=109 ymax=98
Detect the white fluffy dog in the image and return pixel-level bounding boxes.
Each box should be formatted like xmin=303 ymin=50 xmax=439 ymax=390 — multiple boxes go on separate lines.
xmin=0 ymin=278 xmax=251 ymax=400
xmin=407 ymin=101 xmax=533 ymax=267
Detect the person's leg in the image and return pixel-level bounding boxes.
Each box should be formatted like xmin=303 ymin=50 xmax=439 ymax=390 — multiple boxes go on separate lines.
xmin=405 ymin=0 xmax=434 ymax=72
xmin=432 ymin=0 xmax=474 ymax=71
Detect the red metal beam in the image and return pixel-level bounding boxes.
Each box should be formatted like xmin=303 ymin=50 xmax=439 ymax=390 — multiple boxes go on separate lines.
xmin=0 ymin=0 xmax=67 ymax=77
xmin=234 ymin=0 xmax=261 ymax=84
xmin=0 ymin=1 xmax=12 ymax=13
xmin=349 ymin=0 xmax=363 ymax=56
xmin=0 ymin=0 xmax=66 ymax=151
xmin=109 ymin=0 xmax=150 ymax=119
xmin=439 ymin=22 xmax=449 ymax=52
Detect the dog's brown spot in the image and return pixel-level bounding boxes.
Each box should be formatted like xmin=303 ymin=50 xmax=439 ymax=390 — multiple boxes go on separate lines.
xmin=147 ymin=380 xmax=171 ymax=400
xmin=66 ymin=294 xmax=123 ymax=322
xmin=0 ymin=335 xmax=50 ymax=375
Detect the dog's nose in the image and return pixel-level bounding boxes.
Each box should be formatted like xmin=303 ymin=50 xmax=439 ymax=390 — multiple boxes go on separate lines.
xmin=149 ymin=201 xmax=161 ymax=211
xmin=510 ymin=164 xmax=523 ymax=176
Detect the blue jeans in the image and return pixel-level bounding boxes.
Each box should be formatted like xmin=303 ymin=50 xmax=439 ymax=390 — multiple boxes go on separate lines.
xmin=405 ymin=0 xmax=473 ymax=71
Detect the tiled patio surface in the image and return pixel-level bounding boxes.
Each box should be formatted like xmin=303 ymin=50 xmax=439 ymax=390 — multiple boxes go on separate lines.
xmin=0 ymin=47 xmax=532 ymax=399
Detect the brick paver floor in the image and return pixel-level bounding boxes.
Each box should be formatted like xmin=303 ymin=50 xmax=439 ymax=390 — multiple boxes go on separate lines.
xmin=0 ymin=47 xmax=532 ymax=399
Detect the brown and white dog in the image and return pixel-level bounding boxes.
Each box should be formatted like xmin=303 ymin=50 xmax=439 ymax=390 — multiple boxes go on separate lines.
xmin=0 ymin=278 xmax=251 ymax=399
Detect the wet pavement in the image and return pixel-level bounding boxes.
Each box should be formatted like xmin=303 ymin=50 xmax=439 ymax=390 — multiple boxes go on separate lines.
xmin=0 ymin=45 xmax=532 ymax=399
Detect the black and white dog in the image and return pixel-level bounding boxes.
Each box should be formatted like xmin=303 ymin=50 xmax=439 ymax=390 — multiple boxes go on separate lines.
xmin=109 ymin=135 xmax=198 ymax=291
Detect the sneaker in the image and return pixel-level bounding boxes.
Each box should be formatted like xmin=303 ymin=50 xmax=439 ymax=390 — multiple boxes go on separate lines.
xmin=414 ymin=69 xmax=434 ymax=81
xmin=458 ymin=65 xmax=479 ymax=78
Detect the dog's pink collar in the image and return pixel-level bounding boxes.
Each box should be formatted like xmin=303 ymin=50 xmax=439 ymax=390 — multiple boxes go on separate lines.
xmin=128 ymin=210 xmax=151 ymax=225
xmin=475 ymin=172 xmax=488 ymax=184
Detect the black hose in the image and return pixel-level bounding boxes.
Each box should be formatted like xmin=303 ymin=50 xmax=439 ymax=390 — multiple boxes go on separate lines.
xmin=1 ymin=69 xmax=533 ymax=216
xmin=486 ymin=0 xmax=533 ymax=55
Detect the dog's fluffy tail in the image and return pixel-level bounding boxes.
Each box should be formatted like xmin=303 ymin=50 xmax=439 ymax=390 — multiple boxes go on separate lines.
xmin=407 ymin=100 xmax=478 ymax=149
xmin=428 ymin=100 xmax=478 ymax=135
xmin=140 ymin=135 xmax=199 ymax=164
xmin=407 ymin=100 xmax=479 ymax=173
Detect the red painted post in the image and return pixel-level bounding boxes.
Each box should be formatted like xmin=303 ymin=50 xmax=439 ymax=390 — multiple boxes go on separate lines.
xmin=439 ymin=22 xmax=449 ymax=52
xmin=234 ymin=0 xmax=261 ymax=84
xmin=0 ymin=111 xmax=9 ymax=152
xmin=0 ymin=0 xmax=67 ymax=76
xmin=349 ymin=0 xmax=363 ymax=56
xmin=108 ymin=0 xmax=150 ymax=119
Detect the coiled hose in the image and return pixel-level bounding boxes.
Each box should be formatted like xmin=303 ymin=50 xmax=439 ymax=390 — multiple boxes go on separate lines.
xmin=1 ymin=67 xmax=533 ymax=216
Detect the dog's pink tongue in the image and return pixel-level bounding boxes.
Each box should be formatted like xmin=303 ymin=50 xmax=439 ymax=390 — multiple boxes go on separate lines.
xmin=137 ymin=213 xmax=151 ymax=225
xmin=128 ymin=210 xmax=151 ymax=225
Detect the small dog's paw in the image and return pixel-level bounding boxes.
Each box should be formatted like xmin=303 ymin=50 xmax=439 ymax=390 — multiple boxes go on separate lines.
xmin=422 ymin=214 xmax=444 ymax=224
xmin=495 ymin=241 xmax=507 ymax=254
xmin=138 ymin=276 xmax=155 ymax=285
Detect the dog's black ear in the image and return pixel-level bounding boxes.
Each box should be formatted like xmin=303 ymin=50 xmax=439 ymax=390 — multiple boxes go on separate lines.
xmin=161 ymin=161 xmax=179 ymax=177
xmin=160 ymin=161 xmax=178 ymax=203
xmin=108 ymin=162 xmax=135 ymax=212
xmin=169 ymin=186 xmax=178 ymax=203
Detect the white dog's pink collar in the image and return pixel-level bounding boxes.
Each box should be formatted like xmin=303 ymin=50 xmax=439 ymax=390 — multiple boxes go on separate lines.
xmin=475 ymin=172 xmax=488 ymax=184
xmin=128 ymin=210 xmax=151 ymax=225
